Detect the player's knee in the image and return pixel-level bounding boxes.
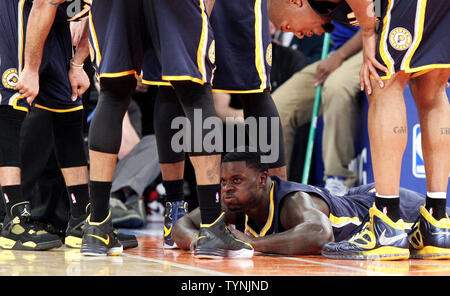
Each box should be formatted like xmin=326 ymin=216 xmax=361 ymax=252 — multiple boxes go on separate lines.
xmin=100 ymin=75 xmax=137 ymax=100
xmin=53 ymin=110 xmax=88 ymax=168
xmin=0 ymin=107 xmax=26 ymax=167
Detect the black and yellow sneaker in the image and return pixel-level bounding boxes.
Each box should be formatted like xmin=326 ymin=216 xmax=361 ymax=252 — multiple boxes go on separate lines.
xmin=65 ymin=214 xmax=87 ymax=248
xmin=409 ymin=206 xmax=450 ymax=259
xmin=80 ymin=212 xmax=123 ymax=256
xmin=0 ymin=202 xmax=62 ymax=251
xmin=322 ymin=204 xmax=410 ymax=260
xmin=164 ymin=201 xmax=188 ymax=249
xmin=194 ymin=212 xmax=254 ymax=259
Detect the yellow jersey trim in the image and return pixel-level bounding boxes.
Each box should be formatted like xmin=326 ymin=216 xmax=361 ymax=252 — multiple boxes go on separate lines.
xmin=88 ymin=10 xmax=102 ymax=67
xmin=254 ymin=0 xmax=267 ymax=90
xmin=11 ymin=94 xmax=28 ymax=113
xmin=212 ymin=88 xmax=266 ymax=94
xmin=403 ymin=0 xmax=426 ymax=73
xmin=245 ymin=182 xmax=275 ymax=237
xmin=34 ymin=104 xmax=84 ymax=113
xmin=17 ymin=0 xmax=26 ymax=74
xmin=141 ymin=79 xmax=172 ymax=87
xmin=99 ymin=70 xmax=139 ymax=81
xmin=162 ymin=75 xmax=205 ymax=85
xmin=378 ymin=0 xmax=394 ymax=80
xmin=196 ymin=0 xmax=208 ymax=83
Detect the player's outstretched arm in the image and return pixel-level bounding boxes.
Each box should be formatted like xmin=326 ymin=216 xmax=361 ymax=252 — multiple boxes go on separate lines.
xmin=229 ymin=192 xmax=334 ymax=255
xmin=16 ymin=0 xmax=65 ymax=104
xmin=172 ymin=208 xmax=202 ymax=250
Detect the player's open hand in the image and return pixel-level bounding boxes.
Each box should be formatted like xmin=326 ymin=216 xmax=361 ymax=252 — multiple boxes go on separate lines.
xmin=16 ymin=69 xmax=40 ymax=105
xmin=360 ymin=31 xmax=388 ymax=95
xmin=227 ymin=226 xmax=255 ymax=245
xmin=68 ymin=65 xmax=90 ymax=101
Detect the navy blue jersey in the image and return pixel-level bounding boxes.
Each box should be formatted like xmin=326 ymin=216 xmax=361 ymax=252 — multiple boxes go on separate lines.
xmin=238 ymin=176 xmax=426 ymax=242
xmin=307 ymin=0 xmax=450 ymax=78
xmin=91 ymin=0 xmax=215 ymax=86
xmin=210 ymin=0 xmax=271 ymax=93
xmin=0 ymin=0 xmax=86 ymax=112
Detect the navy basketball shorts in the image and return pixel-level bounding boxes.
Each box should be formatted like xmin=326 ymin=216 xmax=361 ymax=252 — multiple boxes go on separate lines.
xmin=0 ymin=0 xmax=82 ymax=113
xmin=89 ymin=0 xmax=215 ymax=86
xmin=376 ymin=0 xmax=450 ymax=79
xmin=210 ymin=0 xmax=272 ymax=93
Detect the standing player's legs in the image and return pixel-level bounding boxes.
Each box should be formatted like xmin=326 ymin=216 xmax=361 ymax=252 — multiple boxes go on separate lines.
xmin=238 ymin=90 xmax=287 ymax=179
xmin=147 ymin=0 xmax=253 ymax=258
xmin=368 ymin=71 xmax=410 ymax=221
xmin=321 ymin=72 xmax=412 ymax=260
xmin=0 ymin=106 xmax=62 ymax=251
xmin=409 ymin=69 xmax=450 ymax=211
xmin=82 ymin=0 xmax=146 ymax=256
xmin=153 ymin=85 xmax=188 ymax=248
xmin=407 ymin=69 xmax=450 ymax=259
xmin=84 ymin=75 xmax=136 ymax=256
xmin=51 ymin=110 xmax=90 ymax=248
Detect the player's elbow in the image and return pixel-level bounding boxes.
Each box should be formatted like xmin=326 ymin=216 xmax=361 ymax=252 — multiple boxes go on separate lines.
xmin=302 ymin=222 xmax=334 ymax=254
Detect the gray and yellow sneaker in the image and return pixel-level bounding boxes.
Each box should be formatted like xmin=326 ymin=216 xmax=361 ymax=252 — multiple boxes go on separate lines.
xmin=194 ymin=212 xmax=254 ymax=259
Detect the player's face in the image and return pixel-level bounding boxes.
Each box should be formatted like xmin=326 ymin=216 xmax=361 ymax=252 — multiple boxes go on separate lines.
xmin=268 ymin=0 xmax=331 ymax=38
xmin=220 ymin=161 xmax=265 ymax=213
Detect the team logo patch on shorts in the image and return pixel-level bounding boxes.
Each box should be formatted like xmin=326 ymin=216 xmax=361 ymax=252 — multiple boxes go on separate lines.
xmin=2 ymin=68 xmax=19 ymax=90
xmin=209 ymin=40 xmax=215 ymax=64
xmin=266 ymin=44 xmax=272 ymax=66
xmin=389 ymin=27 xmax=412 ymax=51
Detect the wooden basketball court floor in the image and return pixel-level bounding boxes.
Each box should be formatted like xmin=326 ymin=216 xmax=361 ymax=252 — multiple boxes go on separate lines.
xmin=1 ymin=221 xmax=450 ymax=277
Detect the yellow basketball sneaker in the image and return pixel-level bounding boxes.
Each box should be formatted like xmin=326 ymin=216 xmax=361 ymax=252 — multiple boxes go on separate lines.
xmin=409 ymin=206 xmax=450 ymax=259
xmin=322 ymin=204 xmax=410 ymax=260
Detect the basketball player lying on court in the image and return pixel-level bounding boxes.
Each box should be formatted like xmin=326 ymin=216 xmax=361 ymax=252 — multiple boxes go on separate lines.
xmin=171 ymin=150 xmax=449 ymax=259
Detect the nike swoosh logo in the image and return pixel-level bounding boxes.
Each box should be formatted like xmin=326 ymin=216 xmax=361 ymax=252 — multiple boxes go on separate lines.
xmin=379 ymin=230 xmax=407 ymax=246
xmin=87 ymin=234 xmax=110 ymax=245
xmin=164 ymin=225 xmax=172 ymax=237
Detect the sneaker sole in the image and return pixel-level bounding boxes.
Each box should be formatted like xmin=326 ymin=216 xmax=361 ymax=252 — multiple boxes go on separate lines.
xmin=65 ymin=235 xmax=82 ymax=248
xmin=410 ymin=246 xmax=450 ymax=259
xmin=163 ymin=241 xmax=179 ymax=249
xmin=0 ymin=236 xmax=62 ymax=251
xmin=81 ymin=245 xmax=123 ymax=256
xmin=322 ymin=246 xmax=410 ymax=261
xmin=194 ymin=247 xmax=254 ymax=259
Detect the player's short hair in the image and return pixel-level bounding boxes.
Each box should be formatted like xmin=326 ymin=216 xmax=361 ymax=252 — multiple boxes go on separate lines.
xmin=222 ymin=146 xmax=269 ymax=173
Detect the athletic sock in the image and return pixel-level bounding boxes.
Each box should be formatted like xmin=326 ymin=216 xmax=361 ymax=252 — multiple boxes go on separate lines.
xmin=1 ymin=185 xmax=26 ymax=217
xmin=67 ymin=184 xmax=90 ymax=218
xmin=162 ymin=179 xmax=184 ymax=203
xmin=425 ymin=192 xmax=447 ymax=220
xmin=196 ymin=184 xmax=222 ymax=224
xmin=89 ymin=181 xmax=111 ymax=223
xmin=375 ymin=193 xmax=400 ymax=222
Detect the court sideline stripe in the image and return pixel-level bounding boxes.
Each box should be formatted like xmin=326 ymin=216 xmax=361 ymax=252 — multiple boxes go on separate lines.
xmin=122 ymin=253 xmax=231 ymax=276
xmin=273 ymin=255 xmax=394 ymax=276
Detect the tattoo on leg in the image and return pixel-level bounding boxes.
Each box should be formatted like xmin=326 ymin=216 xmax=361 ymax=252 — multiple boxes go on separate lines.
xmin=441 ymin=128 xmax=450 ymax=135
xmin=393 ymin=126 xmax=407 ymax=134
